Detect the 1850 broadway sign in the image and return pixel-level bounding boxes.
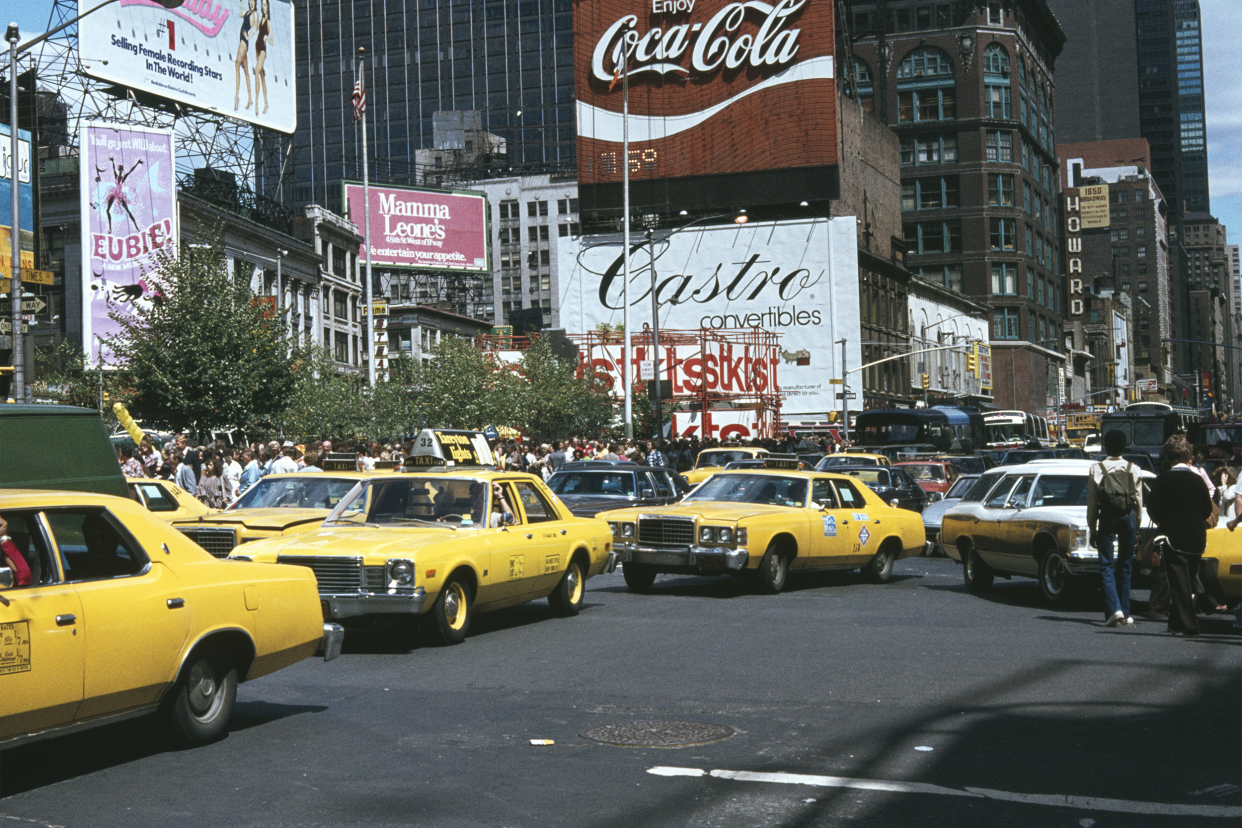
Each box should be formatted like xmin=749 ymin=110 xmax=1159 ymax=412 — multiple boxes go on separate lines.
xmin=343 ymin=183 xmax=489 ymax=274
xmin=573 ymin=0 xmax=837 ymax=183
xmin=558 ymin=217 xmax=861 ymax=416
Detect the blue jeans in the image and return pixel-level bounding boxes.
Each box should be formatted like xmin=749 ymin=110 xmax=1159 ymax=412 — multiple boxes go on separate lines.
xmin=1098 ymin=514 xmax=1136 ymax=617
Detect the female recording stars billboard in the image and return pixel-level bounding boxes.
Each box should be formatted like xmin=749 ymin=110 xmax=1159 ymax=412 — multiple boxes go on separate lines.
xmin=79 ymin=0 xmax=296 ymax=134
xmin=80 ymin=123 xmax=177 ymax=367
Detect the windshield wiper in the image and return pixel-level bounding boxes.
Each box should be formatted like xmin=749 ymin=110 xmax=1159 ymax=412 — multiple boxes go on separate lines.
xmin=324 ymin=516 xmax=379 ymax=528
xmin=388 ymin=517 xmax=458 ymax=531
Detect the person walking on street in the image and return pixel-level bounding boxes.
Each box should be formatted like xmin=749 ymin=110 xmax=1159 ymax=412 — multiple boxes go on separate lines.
xmin=1087 ymin=429 xmax=1144 ymax=627
xmin=175 ymin=448 xmax=199 ymax=496
xmin=1146 ymin=436 xmax=1214 ymax=637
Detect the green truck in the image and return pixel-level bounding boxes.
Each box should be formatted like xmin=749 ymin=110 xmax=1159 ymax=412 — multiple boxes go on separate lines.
xmin=0 ymin=404 xmax=128 ymax=497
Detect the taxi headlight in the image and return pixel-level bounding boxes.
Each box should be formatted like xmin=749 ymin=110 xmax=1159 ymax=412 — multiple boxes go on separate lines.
xmin=699 ymin=526 xmax=715 ymax=544
xmin=1072 ymin=528 xmax=1089 ymax=550
xmin=621 ymin=522 xmax=635 ymax=538
xmin=719 ymin=527 xmax=733 ymax=544
xmin=608 ymin=521 xmax=619 ymax=536
xmin=387 ymin=559 xmax=415 ymax=586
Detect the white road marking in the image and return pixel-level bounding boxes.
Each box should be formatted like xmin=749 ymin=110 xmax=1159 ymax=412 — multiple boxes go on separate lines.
xmin=647 ymin=767 xmax=1242 ymax=819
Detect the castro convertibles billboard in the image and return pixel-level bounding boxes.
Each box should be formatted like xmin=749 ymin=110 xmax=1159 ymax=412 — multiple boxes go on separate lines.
xmin=573 ymin=0 xmax=837 ymax=195
xmin=343 ymin=183 xmax=489 ymax=274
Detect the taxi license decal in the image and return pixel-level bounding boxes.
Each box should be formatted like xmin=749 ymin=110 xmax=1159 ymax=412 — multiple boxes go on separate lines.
xmin=822 ymin=515 xmax=837 ymax=537
xmin=852 ymin=513 xmax=869 ymax=522
xmin=544 ymin=554 xmax=560 ymax=574
xmin=509 ymin=555 xmax=525 ymax=580
xmin=857 ymin=525 xmax=871 ymax=546
xmin=0 ymin=621 xmax=32 ymax=675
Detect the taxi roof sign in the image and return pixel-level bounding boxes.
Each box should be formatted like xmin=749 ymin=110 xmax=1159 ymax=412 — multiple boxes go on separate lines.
xmin=406 ymin=429 xmax=496 ymax=469
xmin=762 ymin=454 xmax=801 ymax=470
xmin=322 ymin=452 xmax=359 ymax=472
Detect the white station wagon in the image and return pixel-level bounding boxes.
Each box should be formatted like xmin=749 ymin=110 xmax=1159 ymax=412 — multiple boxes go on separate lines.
xmin=940 ymin=461 xmax=1155 ymax=603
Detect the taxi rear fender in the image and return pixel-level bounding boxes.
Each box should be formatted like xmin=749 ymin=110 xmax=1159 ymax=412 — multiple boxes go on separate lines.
xmin=169 ymin=627 xmax=257 ymax=689
xmin=570 ymin=545 xmax=592 ymax=575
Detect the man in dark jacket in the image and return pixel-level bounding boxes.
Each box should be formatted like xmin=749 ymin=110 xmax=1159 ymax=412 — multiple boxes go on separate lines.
xmin=1145 ymin=436 xmax=1214 ymax=636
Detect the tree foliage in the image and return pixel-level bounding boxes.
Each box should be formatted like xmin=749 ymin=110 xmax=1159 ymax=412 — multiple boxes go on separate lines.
xmin=105 ymin=232 xmax=293 ymax=435
xmin=515 ymin=337 xmax=615 ymax=441
xmin=274 ymin=343 xmax=367 ymax=442
xmin=405 ymin=337 xmax=524 ymax=431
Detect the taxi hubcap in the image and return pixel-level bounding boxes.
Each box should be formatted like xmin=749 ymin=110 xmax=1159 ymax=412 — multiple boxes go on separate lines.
xmin=444 ymin=584 xmax=467 ymax=629
xmin=567 ymin=565 xmax=583 ymax=603
xmin=1045 ymin=556 xmax=1065 ymax=593
xmin=187 ymin=659 xmax=219 ymax=718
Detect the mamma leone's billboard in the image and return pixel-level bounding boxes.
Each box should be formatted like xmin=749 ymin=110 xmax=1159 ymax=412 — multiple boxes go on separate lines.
xmin=343 ymin=183 xmax=489 ymax=274
xmin=79 ymin=0 xmax=297 ymax=133
xmin=558 ymin=217 xmax=861 ymax=418
xmin=80 ymin=123 xmax=177 ymax=365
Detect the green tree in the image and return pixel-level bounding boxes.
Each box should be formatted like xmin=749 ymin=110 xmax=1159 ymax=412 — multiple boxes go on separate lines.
xmin=369 ymin=351 xmax=422 ymax=440
xmin=406 ymin=337 xmax=523 ymax=431
xmin=516 ymin=337 xmax=615 ymax=441
xmin=275 ymin=343 xmax=368 ymax=442
xmin=34 ymin=339 xmax=133 ymax=420
xmin=105 ymin=231 xmax=293 ymax=436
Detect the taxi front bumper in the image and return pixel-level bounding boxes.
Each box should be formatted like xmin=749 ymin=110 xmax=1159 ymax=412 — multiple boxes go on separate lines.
xmin=615 ymin=542 xmax=749 ymax=571
xmin=320 ymin=587 xmax=429 ymax=620
xmin=1065 ymin=549 xmax=1101 ymax=576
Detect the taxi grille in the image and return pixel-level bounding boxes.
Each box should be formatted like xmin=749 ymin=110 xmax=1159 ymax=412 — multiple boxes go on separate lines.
xmin=638 ymin=518 xmax=695 ymax=548
xmin=278 ymin=555 xmax=363 ymax=593
xmin=179 ymin=528 xmax=237 ymax=558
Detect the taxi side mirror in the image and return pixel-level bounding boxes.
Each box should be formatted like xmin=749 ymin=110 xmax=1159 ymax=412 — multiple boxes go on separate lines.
xmin=0 ymin=567 xmax=12 ymax=589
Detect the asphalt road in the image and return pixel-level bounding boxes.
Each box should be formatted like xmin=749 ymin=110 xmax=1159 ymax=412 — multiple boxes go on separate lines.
xmin=3 ymin=556 xmax=1240 ymax=828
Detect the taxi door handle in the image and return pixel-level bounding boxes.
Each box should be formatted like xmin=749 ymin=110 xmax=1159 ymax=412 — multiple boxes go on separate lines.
xmin=873 ymin=519 xmax=881 ymax=524
xmin=560 ymin=529 xmax=567 ymax=535
xmin=525 ymin=533 xmax=533 ymax=539
xmin=167 ymin=598 xmax=185 ymax=609
xmin=56 ymin=614 xmax=77 ymax=626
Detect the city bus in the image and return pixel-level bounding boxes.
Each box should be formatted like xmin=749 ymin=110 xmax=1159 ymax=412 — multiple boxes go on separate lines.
xmin=854 ymin=406 xmax=986 ymax=453
xmin=1063 ymin=412 xmax=1101 ymax=447
xmin=983 ymin=410 xmax=1051 ymax=448
xmin=1099 ymin=402 xmax=1201 ymax=460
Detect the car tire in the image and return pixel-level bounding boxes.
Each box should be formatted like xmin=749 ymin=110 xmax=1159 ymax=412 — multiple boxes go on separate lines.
xmin=427 ymin=577 xmax=472 ymax=645
xmin=863 ymin=542 xmax=895 ymax=584
xmin=962 ymin=547 xmax=994 ymax=592
xmin=1038 ymin=550 xmax=1070 ymax=604
xmin=549 ymin=557 xmax=586 ymax=617
xmin=622 ymin=562 xmax=657 ymax=592
xmin=756 ymin=543 xmax=789 ymax=594
xmin=164 ymin=650 xmax=238 ymax=745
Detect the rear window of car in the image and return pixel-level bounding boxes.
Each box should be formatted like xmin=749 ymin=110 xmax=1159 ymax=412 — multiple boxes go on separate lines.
xmin=900 ymin=463 xmax=945 ymax=481
xmin=947 ymin=456 xmax=987 ymax=475
xmin=961 ymin=470 xmax=1005 ymax=502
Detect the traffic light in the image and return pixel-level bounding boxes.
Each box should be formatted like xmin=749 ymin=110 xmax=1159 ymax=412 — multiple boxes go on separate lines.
xmin=921 ymin=373 xmax=930 ymax=390
xmin=967 ymin=353 xmax=977 ymax=374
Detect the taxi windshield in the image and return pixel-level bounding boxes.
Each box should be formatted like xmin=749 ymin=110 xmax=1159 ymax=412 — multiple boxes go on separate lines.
xmin=684 ymin=473 xmax=808 ymax=507
xmin=818 ymin=455 xmax=879 ymax=468
xmin=228 ymin=476 xmax=360 ymax=510
xmin=324 ymin=477 xmax=488 ymax=527
xmin=696 ymin=450 xmax=755 ymax=468
xmin=548 ymin=471 xmax=636 ymax=497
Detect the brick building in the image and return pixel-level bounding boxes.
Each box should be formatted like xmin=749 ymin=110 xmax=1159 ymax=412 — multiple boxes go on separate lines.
xmin=847 ymin=0 xmax=1067 ymax=414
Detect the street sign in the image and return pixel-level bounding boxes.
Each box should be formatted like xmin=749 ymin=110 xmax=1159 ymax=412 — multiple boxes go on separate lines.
xmin=829 ymin=378 xmax=843 ymax=385
xmin=836 ymin=391 xmax=857 ymax=400
xmin=639 ymin=360 xmax=655 ymax=381
xmin=0 ymin=320 xmax=30 ymax=334
xmin=0 ymin=297 xmax=47 ymax=315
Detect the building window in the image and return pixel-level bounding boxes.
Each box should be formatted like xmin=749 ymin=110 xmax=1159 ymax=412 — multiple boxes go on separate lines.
xmin=902 ymin=176 xmax=960 ymax=210
xmin=1110 ymin=228 xmax=1129 ymax=241
xmin=903 ymin=220 xmax=962 ymax=254
xmin=984 ymin=43 xmax=1010 ymax=75
xmin=853 ymin=57 xmax=874 ymax=112
xmin=916 ymin=265 xmax=963 ymax=292
xmin=499 ymin=199 xmax=519 ymax=219
xmin=896 ymin=47 xmax=956 ymax=123
xmin=986 ymin=130 xmax=1013 ymax=161
xmin=333 ymin=292 xmax=347 ymax=320
xmin=988 ymin=173 xmax=1014 ymax=206
xmin=900 ymin=133 xmax=958 ymax=166
xmin=993 ymin=308 xmax=1020 ymax=340
xmin=1138 ymin=281 xmax=1148 ymax=292
xmin=989 ymin=2 xmax=1002 ymax=25
xmin=991 ymin=219 xmax=1017 ymax=251
xmin=992 ymin=263 xmax=1018 ymax=295
xmin=527 ymin=200 xmax=548 ymax=217
xmin=986 ymin=83 xmax=1012 ymax=118
xmin=334 ymin=332 xmax=348 ymax=363
xmin=1137 ymin=244 xmax=1147 ymax=258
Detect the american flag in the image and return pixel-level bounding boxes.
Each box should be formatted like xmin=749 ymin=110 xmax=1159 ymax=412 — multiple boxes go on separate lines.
xmin=351 ymin=74 xmax=366 ymax=121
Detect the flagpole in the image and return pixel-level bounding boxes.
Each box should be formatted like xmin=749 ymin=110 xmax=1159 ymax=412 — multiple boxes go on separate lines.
xmin=620 ymin=25 xmax=632 ymax=440
xmin=359 ymin=48 xmax=375 ymax=387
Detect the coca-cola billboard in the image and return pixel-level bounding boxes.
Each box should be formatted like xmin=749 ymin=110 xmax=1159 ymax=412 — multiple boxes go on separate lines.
xmin=558 ymin=217 xmax=861 ymax=417
xmin=343 ymin=183 xmax=489 ymax=274
xmin=573 ymin=0 xmax=838 ymax=187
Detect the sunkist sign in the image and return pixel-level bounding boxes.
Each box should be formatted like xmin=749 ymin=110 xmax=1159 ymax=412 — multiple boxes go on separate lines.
xmin=573 ymin=0 xmax=838 ymax=183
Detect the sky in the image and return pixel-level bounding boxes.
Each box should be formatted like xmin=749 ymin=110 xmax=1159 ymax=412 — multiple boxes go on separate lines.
xmin=7 ymin=1 xmax=1242 ymax=246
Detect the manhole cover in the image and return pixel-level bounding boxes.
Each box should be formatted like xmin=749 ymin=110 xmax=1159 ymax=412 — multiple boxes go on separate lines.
xmin=581 ymin=721 xmax=736 ymax=747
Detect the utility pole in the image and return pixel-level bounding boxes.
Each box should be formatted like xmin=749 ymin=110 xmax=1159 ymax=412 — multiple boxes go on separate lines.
xmin=646 ymin=228 xmax=661 ymax=440
xmin=838 ymin=338 xmax=849 ymax=443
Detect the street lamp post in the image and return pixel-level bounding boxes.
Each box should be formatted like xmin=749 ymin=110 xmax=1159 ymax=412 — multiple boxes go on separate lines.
xmin=6 ymin=0 xmax=184 ymax=403
xmin=644 ymin=228 xmax=660 ymax=440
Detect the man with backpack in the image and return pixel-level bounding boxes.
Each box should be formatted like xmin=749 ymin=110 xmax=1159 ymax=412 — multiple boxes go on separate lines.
xmin=1087 ymin=429 xmax=1144 ymax=627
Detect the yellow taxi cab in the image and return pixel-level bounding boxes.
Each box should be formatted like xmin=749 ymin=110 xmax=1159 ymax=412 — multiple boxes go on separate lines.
xmin=817 ymin=452 xmax=892 ymax=468
xmin=230 ymin=430 xmax=617 ymax=646
xmin=171 ymin=458 xmax=369 ymax=558
xmin=604 ymin=457 xmax=928 ymax=593
xmin=684 ymin=445 xmax=771 ymax=486
xmin=1201 ymin=526 xmax=1240 ymax=605
xmin=127 ymin=477 xmax=216 ymax=521
xmin=0 ymin=489 xmax=341 ymax=749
